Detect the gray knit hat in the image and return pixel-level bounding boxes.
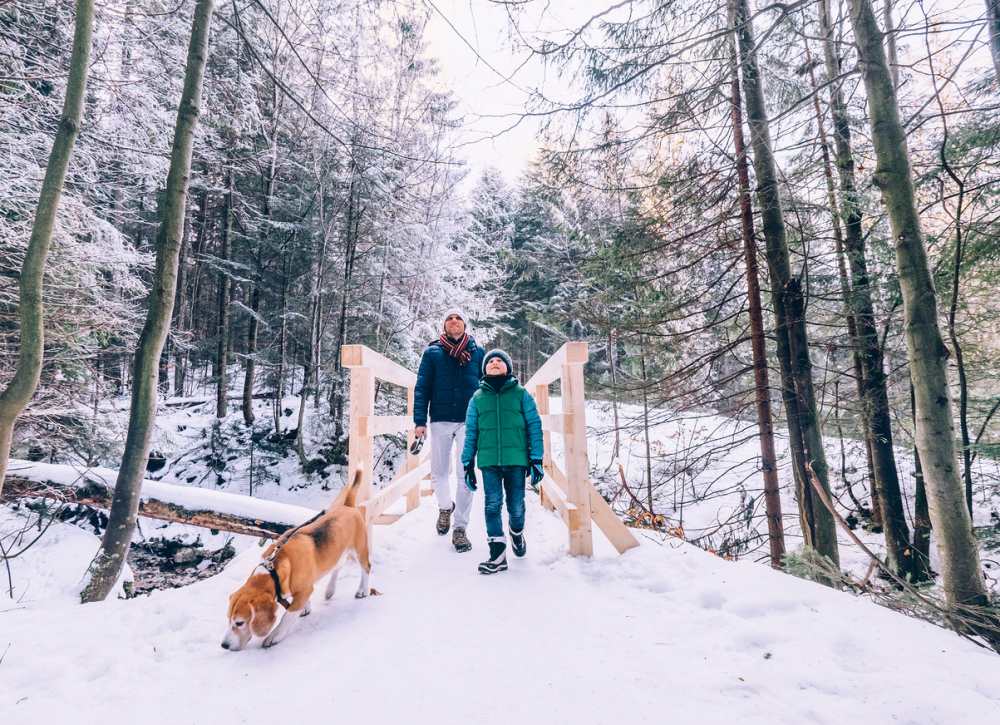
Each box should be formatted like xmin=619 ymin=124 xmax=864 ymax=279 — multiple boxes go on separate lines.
xmin=482 ymin=348 xmax=513 ymax=376
xmin=443 ymin=308 xmax=466 ymax=331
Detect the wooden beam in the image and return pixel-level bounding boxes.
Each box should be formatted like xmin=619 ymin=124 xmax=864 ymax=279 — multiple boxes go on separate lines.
xmin=362 ymin=415 xmax=411 ymax=437
xmin=540 ymin=476 xmax=576 ymax=528
xmin=544 ymin=463 xmax=638 ymax=554
xmin=405 ymin=385 xmax=420 ymax=512
xmin=535 ymin=385 xmax=556 ymax=513
xmin=360 ymin=460 xmax=431 ymax=522
xmin=525 ymin=341 xmax=588 ymax=389
xmin=2 ymin=475 xmax=310 ymax=539
xmin=348 ymin=366 xmax=375 ymax=505
xmin=561 ymin=356 xmax=594 ymax=556
xmin=539 ymin=413 xmax=566 ymax=434
xmin=341 ymin=344 xmax=416 ymax=389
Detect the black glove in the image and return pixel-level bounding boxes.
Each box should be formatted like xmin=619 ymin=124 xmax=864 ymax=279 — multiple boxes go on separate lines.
xmin=464 ymin=462 xmax=477 ymax=492
xmin=528 ymin=460 xmax=545 ymax=491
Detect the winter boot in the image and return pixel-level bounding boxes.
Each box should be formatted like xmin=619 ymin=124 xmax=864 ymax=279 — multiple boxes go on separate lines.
xmin=510 ymin=528 xmax=526 ymax=558
xmin=436 ymin=503 xmax=455 ymax=536
xmin=478 ymin=536 xmax=508 ymax=575
xmin=452 ymin=527 xmax=472 ymax=553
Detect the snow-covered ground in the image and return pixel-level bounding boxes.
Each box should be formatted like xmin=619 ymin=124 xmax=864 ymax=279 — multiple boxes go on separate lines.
xmin=3 ymin=493 xmax=1000 ymax=724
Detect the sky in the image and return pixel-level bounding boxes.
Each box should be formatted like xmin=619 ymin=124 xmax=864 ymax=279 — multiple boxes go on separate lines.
xmin=421 ymin=0 xmax=598 ymax=185
xmin=420 ymin=0 xmax=997 ymax=186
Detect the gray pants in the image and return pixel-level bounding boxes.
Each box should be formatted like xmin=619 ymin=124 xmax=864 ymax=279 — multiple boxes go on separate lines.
xmin=430 ymin=421 xmax=474 ymax=530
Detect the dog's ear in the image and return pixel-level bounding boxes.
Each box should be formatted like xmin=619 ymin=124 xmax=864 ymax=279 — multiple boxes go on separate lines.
xmin=250 ymin=597 xmax=276 ymax=637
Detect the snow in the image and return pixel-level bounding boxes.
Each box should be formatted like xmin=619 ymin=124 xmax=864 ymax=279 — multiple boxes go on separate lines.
xmin=6 ymin=459 xmax=319 ymax=526
xmin=3 ymin=493 xmax=1000 ymax=724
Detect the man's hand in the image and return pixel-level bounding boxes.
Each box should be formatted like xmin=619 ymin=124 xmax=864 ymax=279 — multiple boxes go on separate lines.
xmin=528 ymin=460 xmax=545 ymax=492
xmin=464 ymin=462 xmax=478 ymax=492
xmin=414 ymin=425 xmax=427 ymax=439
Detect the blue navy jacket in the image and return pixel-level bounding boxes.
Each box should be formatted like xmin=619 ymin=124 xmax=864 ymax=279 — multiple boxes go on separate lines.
xmin=413 ymin=338 xmax=486 ymax=426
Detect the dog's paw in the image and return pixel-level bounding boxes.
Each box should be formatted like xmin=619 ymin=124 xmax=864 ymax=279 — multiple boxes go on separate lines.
xmin=299 ymin=607 xmax=311 ymax=618
xmin=262 ymin=635 xmax=280 ymax=649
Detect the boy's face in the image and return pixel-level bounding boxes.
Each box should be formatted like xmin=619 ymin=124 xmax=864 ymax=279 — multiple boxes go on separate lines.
xmin=485 ymin=357 xmax=508 ymax=376
xmin=444 ymin=314 xmax=465 ymax=338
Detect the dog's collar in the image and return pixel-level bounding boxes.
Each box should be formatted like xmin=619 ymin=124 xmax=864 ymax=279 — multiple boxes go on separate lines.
xmin=259 ymin=561 xmax=292 ymax=609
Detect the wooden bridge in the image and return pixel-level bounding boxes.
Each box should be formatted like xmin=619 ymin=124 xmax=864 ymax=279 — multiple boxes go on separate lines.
xmin=342 ymin=341 xmax=638 ymax=557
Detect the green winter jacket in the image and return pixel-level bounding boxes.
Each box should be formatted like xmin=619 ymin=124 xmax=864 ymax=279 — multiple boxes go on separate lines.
xmin=461 ymin=377 xmax=544 ymax=468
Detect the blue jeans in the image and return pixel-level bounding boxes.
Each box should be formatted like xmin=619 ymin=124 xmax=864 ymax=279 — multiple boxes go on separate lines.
xmin=482 ymin=466 xmax=526 ymax=538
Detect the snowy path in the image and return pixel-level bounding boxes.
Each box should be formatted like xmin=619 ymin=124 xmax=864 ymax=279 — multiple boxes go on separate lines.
xmin=3 ymin=500 xmax=1000 ymax=725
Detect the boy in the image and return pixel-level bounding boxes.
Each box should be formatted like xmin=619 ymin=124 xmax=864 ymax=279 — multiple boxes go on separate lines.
xmin=461 ymin=349 xmax=545 ymax=574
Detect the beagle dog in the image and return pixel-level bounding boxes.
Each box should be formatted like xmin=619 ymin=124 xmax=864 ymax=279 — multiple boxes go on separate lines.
xmin=221 ymin=470 xmax=372 ymax=651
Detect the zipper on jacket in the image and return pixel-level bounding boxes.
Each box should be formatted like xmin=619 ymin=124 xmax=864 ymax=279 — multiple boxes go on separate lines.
xmin=496 ymin=387 xmax=502 ymax=466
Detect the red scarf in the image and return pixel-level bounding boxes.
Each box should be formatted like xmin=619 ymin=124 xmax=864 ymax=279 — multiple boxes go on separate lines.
xmin=438 ymin=332 xmax=472 ymax=366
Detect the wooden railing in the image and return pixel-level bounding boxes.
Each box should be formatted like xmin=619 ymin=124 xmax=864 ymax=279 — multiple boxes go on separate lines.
xmin=342 ymin=341 xmax=638 ymax=557
xmin=341 ymin=344 xmax=430 ymax=525
xmin=526 ymin=342 xmax=639 ymax=556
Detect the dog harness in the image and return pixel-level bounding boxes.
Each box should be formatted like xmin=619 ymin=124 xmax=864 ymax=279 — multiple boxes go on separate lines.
xmin=258 ymin=509 xmax=326 ymax=610
xmin=260 ymin=560 xmax=293 ymax=610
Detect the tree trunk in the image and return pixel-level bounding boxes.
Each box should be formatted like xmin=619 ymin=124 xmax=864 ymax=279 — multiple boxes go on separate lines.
xmin=173 ymin=205 xmax=191 ymax=395
xmin=732 ymin=0 xmax=839 ymax=567
xmin=804 ymin=37 xmax=882 ymax=528
xmin=911 ymin=380 xmax=933 ymax=582
xmin=0 ymin=0 xmax=94 ymax=499
xmin=216 ymin=171 xmax=233 ymax=419
xmin=638 ymin=333 xmax=654 ymax=514
xmin=273 ymin=251 xmax=289 ymax=435
xmin=883 ymin=0 xmax=900 ymax=89
xmin=817 ymin=0 xmax=913 ymax=577
xmin=729 ymin=36 xmax=785 ymax=568
xmin=846 ymin=0 xmax=988 ymax=608
xmin=986 ymin=0 xmax=1000 ymax=79
xmin=80 ymin=0 xmax=215 ymax=603
xmin=242 ymin=285 xmax=259 ymax=426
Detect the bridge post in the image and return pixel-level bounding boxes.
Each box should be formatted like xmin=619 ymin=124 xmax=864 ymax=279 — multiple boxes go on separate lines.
xmin=404 ymin=385 xmax=420 ymax=512
xmin=534 ymin=384 xmax=556 ymax=513
xmin=347 ymin=365 xmax=374 ymax=505
xmin=561 ymin=345 xmax=593 ymax=556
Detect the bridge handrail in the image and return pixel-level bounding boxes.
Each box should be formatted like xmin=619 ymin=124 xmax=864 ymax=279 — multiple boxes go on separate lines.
xmin=524 ymin=341 xmax=588 ymax=389
xmin=341 ymin=344 xmax=416 ymax=389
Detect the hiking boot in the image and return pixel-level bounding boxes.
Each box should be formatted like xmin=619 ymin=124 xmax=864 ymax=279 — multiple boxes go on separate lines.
xmin=436 ymin=503 xmax=455 ymax=536
xmin=478 ymin=537 xmax=508 ymax=575
xmin=510 ymin=528 xmax=526 ymax=558
xmin=452 ymin=527 xmax=472 ymax=553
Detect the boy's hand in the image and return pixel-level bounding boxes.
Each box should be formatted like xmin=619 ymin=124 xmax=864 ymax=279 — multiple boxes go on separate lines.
xmin=464 ymin=462 xmax=478 ymax=492
xmin=528 ymin=460 xmax=545 ymax=491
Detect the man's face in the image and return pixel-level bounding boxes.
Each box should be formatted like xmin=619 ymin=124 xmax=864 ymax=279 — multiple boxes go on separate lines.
xmin=485 ymin=356 xmax=508 ymax=376
xmin=444 ymin=314 xmax=465 ymax=338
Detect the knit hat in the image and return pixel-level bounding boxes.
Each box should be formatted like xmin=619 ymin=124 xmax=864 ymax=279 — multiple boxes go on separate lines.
xmin=482 ymin=348 xmax=513 ymax=377
xmin=443 ymin=308 xmax=466 ymax=331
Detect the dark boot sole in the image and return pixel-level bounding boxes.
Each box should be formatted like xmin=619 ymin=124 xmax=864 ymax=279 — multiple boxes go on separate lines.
xmin=454 ymin=542 xmax=472 ymax=553
xmin=478 ymin=562 xmax=508 ymax=574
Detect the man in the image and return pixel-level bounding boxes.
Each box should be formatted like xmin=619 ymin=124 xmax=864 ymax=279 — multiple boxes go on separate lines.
xmin=413 ymin=309 xmax=485 ymax=552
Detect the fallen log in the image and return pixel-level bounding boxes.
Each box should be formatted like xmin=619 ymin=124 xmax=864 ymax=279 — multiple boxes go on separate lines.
xmin=2 ymin=460 xmax=318 ymax=539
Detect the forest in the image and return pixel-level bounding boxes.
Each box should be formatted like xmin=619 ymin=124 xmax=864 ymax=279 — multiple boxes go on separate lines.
xmin=2 ymin=0 xmax=1000 ymax=674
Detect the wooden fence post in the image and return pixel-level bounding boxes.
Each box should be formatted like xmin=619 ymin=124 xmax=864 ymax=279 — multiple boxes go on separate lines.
xmin=561 ymin=344 xmax=593 ymax=556
xmin=405 ymin=384 xmax=420 ymax=511
xmin=348 ymin=366 xmax=374 ymax=505
xmin=535 ymin=384 xmax=556 ymax=513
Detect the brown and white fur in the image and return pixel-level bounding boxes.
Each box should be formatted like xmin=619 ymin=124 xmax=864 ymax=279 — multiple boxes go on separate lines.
xmin=221 ymin=471 xmax=372 ymax=651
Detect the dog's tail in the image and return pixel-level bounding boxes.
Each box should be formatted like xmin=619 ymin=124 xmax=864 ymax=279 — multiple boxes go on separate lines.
xmin=333 ymin=468 xmax=364 ymax=508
